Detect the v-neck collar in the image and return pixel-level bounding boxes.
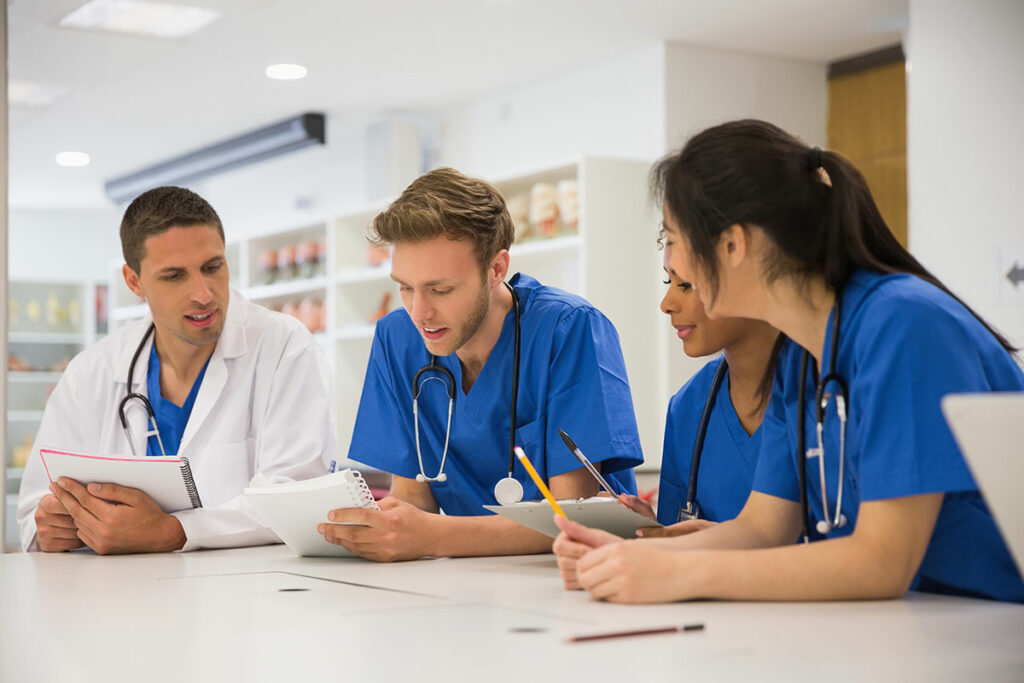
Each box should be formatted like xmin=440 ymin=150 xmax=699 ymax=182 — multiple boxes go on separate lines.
xmin=440 ymin=303 xmax=517 ymax=421
xmin=716 ymin=370 xmax=762 ymax=467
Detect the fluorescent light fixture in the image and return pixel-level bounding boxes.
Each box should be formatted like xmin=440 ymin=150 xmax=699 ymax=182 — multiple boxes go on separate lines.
xmin=59 ymin=0 xmax=221 ymax=39
xmin=56 ymin=152 xmax=92 ymax=167
xmin=266 ymin=64 xmax=308 ymax=81
xmin=105 ymin=113 xmax=326 ymax=204
xmin=9 ymin=80 xmax=71 ymax=109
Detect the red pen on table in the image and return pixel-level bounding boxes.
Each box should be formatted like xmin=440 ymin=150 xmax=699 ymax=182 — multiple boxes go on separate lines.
xmin=566 ymin=623 xmax=705 ymax=644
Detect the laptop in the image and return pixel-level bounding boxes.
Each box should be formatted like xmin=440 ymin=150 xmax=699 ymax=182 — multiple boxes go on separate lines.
xmin=941 ymin=393 xmax=1024 ymax=575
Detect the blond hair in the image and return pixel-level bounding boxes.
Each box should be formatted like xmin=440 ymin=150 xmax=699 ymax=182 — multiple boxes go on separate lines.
xmin=369 ymin=168 xmax=514 ymax=270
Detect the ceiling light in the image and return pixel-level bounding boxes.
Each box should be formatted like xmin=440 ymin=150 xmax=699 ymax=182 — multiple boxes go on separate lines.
xmin=9 ymin=80 xmax=71 ymax=109
xmin=56 ymin=152 xmax=92 ymax=168
xmin=59 ymin=0 xmax=221 ymax=39
xmin=105 ymin=113 xmax=326 ymax=203
xmin=266 ymin=64 xmax=308 ymax=81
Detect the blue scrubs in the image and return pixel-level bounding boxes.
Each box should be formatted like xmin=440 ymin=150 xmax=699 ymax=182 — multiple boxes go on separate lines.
xmin=145 ymin=344 xmax=211 ymax=456
xmin=658 ymin=357 xmax=761 ymax=525
xmin=348 ymin=273 xmax=643 ymax=516
xmin=754 ymin=269 xmax=1024 ymax=602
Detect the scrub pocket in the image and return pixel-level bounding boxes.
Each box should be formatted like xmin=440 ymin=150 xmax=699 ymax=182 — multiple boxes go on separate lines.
xmin=515 ymin=419 xmax=546 ymax=466
xmin=191 ymin=439 xmax=254 ymax=507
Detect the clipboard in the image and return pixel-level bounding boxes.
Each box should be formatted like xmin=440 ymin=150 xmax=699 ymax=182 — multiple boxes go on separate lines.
xmin=483 ymin=496 xmax=662 ymax=539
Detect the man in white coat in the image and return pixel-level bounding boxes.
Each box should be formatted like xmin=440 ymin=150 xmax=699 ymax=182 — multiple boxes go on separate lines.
xmin=17 ymin=186 xmax=334 ymax=553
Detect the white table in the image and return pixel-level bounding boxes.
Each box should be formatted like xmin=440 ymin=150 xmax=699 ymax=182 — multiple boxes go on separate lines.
xmin=2 ymin=544 xmax=1022 ymax=682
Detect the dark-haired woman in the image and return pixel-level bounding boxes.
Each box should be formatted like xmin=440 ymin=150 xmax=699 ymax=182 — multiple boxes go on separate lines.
xmin=559 ymin=251 xmax=780 ymax=591
xmin=552 ymin=119 xmax=1024 ymax=604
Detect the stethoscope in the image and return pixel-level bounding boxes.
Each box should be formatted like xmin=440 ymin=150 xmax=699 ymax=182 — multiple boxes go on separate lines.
xmin=117 ymin=323 xmax=168 ymax=457
xmin=413 ymin=282 xmax=524 ymax=506
xmin=797 ymin=292 xmax=849 ymax=543
xmin=677 ymin=359 xmax=728 ymax=522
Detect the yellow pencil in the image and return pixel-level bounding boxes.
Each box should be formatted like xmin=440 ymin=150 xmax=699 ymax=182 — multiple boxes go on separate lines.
xmin=514 ymin=446 xmax=567 ymax=518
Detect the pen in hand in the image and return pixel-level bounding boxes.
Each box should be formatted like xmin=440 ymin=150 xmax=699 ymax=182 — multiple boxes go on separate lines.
xmin=514 ymin=446 xmax=567 ymax=518
xmin=558 ymin=429 xmax=616 ymax=496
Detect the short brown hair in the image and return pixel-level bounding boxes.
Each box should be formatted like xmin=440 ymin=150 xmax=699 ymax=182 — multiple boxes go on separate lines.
xmin=120 ymin=186 xmax=224 ymax=273
xmin=369 ymin=168 xmax=514 ymax=269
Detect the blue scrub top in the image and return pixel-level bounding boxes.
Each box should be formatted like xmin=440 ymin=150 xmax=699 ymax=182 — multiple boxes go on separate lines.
xmin=348 ymin=273 xmax=643 ymax=516
xmin=145 ymin=344 xmax=211 ymax=457
xmin=754 ymin=269 xmax=1024 ymax=602
xmin=658 ymin=356 xmax=761 ymax=525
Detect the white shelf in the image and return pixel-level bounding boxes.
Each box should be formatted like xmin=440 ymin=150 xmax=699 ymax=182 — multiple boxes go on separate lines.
xmin=111 ymin=304 xmax=149 ymax=322
xmin=8 ymin=332 xmax=86 ymax=345
xmin=334 ymin=266 xmax=391 ymax=285
xmin=335 ymin=324 xmax=377 ymax=341
xmin=7 ymin=411 xmax=45 ymax=422
xmin=243 ymin=276 xmax=328 ymax=301
xmin=7 ymin=372 xmax=64 ymax=384
xmin=509 ymin=233 xmax=581 ymax=258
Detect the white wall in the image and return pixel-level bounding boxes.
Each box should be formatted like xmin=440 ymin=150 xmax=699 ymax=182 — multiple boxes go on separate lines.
xmin=907 ymin=0 xmax=1024 ymax=347
xmin=7 ymin=207 xmax=121 ymax=283
xmin=664 ymin=43 xmax=827 ymax=151
xmin=437 ymin=43 xmax=668 ymax=177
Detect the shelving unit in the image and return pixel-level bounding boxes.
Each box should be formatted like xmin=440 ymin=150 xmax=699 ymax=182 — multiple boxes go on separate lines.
xmin=105 ymin=157 xmax=665 ymax=479
xmin=6 ymin=279 xmax=104 ymax=551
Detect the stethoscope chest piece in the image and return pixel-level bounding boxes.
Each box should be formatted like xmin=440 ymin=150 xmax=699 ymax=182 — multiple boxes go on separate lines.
xmin=494 ymin=476 xmax=524 ymax=506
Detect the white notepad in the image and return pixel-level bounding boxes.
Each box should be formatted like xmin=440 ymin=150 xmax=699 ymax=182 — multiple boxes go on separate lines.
xmin=244 ymin=469 xmax=380 ymax=557
xmin=483 ymin=496 xmax=662 ymax=539
xmin=39 ymin=448 xmax=202 ymax=513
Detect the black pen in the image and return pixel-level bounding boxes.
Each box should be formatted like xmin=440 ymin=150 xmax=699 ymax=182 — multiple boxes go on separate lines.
xmin=558 ymin=429 xmax=616 ymax=496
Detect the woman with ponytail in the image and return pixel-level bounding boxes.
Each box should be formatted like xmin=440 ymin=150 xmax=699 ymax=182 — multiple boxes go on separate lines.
xmin=553 ymin=119 xmax=1024 ymax=604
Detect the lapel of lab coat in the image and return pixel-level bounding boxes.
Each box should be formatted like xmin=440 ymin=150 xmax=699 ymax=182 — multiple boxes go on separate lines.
xmin=116 ymin=318 xmax=157 ymax=456
xmin=178 ymin=291 xmax=248 ymax=454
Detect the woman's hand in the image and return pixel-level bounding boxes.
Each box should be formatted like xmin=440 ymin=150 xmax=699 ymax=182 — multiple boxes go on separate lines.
xmin=576 ymin=540 xmax=696 ymax=603
xmin=551 ymin=515 xmax=621 ymax=590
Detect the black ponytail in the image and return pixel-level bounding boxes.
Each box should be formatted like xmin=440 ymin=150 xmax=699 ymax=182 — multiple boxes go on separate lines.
xmin=651 ymin=119 xmax=1017 ymax=354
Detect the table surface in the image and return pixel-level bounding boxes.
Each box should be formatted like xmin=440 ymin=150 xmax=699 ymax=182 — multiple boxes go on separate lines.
xmin=2 ymin=544 xmax=1022 ymax=682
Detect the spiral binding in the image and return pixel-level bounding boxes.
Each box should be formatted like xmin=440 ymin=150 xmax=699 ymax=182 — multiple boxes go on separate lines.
xmin=345 ymin=470 xmax=377 ymax=509
xmin=179 ymin=457 xmax=204 ymax=509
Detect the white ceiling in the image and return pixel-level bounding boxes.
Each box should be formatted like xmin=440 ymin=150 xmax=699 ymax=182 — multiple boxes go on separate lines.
xmin=7 ymin=0 xmax=907 ymax=209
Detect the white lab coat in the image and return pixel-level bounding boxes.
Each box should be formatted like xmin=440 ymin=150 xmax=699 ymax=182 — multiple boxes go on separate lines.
xmin=17 ymin=290 xmax=335 ymax=552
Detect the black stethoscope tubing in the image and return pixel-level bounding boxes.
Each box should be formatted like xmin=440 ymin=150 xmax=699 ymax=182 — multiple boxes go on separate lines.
xmin=680 ymin=358 xmax=728 ymax=521
xmin=412 ymin=282 xmax=521 ymax=481
xmin=117 ymin=322 xmax=167 ymax=456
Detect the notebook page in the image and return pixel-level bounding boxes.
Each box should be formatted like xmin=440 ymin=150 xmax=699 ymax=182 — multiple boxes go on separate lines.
xmin=39 ymin=449 xmax=196 ymax=513
xmin=245 ymin=469 xmax=379 ymax=557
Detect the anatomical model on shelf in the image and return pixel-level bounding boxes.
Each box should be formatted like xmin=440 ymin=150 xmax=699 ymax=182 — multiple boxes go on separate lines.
xmin=529 ymin=183 xmax=559 ymax=238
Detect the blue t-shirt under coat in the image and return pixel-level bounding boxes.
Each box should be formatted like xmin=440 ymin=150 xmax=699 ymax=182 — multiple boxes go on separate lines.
xmin=145 ymin=343 xmax=211 ymax=457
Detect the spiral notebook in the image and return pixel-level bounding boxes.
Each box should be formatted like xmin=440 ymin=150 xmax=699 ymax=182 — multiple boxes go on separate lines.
xmin=39 ymin=448 xmax=202 ymax=512
xmin=244 ymin=469 xmax=380 ymax=557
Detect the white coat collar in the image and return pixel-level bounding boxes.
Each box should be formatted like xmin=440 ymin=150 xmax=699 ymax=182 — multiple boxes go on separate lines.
xmin=115 ymin=290 xmax=249 ymax=455
xmin=115 ymin=289 xmax=248 ymax=387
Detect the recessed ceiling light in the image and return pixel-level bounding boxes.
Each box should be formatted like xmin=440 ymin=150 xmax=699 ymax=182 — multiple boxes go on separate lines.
xmin=266 ymin=64 xmax=308 ymax=81
xmin=56 ymin=152 xmax=91 ymax=168
xmin=9 ymin=80 xmax=71 ymax=109
xmin=59 ymin=0 xmax=221 ymax=39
